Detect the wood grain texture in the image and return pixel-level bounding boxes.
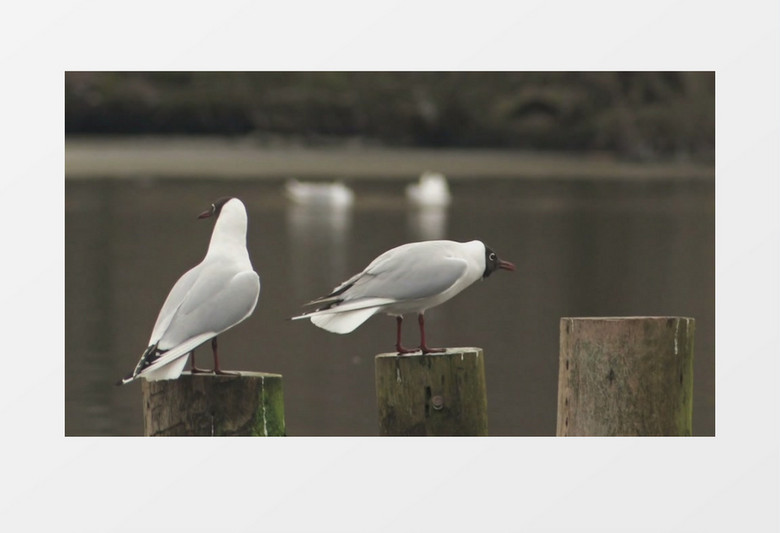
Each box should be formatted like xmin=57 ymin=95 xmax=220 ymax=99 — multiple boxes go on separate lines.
xmin=375 ymin=348 xmax=488 ymax=436
xmin=141 ymin=372 xmax=285 ymax=436
xmin=557 ymin=317 xmax=694 ymax=436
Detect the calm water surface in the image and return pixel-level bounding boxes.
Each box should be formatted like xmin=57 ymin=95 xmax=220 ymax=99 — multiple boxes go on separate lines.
xmin=65 ymin=175 xmax=714 ymax=436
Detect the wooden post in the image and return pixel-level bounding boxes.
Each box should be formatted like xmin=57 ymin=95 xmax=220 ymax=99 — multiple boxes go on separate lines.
xmin=375 ymin=348 xmax=488 ymax=436
xmin=141 ymin=371 xmax=285 ymax=436
xmin=557 ymin=317 xmax=694 ymax=436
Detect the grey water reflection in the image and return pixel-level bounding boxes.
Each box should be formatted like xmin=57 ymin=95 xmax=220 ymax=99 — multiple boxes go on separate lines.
xmin=407 ymin=206 xmax=448 ymax=241
xmin=287 ymin=203 xmax=353 ymax=303
xmin=65 ymin=176 xmax=715 ymax=436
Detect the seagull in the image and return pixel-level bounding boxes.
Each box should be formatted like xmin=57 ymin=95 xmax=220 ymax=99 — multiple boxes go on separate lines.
xmin=406 ymin=171 xmax=451 ymax=207
xmin=285 ymin=178 xmax=354 ymax=208
xmin=291 ymin=240 xmax=514 ymax=354
xmin=117 ymin=197 xmax=261 ymax=384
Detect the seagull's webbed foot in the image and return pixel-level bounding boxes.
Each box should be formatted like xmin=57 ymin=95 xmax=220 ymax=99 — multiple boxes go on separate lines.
xmin=420 ymin=345 xmax=446 ymax=354
xmin=189 ymin=351 xmax=211 ymax=373
xmin=395 ymin=344 xmax=420 ymax=356
xmin=213 ymin=369 xmax=240 ymax=377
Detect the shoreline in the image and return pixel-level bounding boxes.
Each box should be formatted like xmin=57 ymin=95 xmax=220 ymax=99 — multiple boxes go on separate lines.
xmin=65 ymin=136 xmax=715 ymax=181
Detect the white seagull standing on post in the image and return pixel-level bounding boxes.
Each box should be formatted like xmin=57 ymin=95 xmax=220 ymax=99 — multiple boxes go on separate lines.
xmin=291 ymin=240 xmax=515 ymax=354
xmin=118 ymin=197 xmax=261 ymax=384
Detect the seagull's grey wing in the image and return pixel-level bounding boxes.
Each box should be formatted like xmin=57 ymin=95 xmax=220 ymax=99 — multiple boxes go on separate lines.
xmin=343 ymin=251 xmax=468 ymax=302
xmin=157 ymin=265 xmax=260 ymax=349
xmin=148 ymin=263 xmax=203 ymax=344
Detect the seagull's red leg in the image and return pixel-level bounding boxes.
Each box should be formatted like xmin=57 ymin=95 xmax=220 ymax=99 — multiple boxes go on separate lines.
xmin=395 ymin=316 xmax=418 ymax=354
xmin=418 ymin=313 xmax=445 ymax=354
xmin=189 ymin=348 xmax=210 ymax=373
xmin=211 ymin=337 xmax=239 ymax=376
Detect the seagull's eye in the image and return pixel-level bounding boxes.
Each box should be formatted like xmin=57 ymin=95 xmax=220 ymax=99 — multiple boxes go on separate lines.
xmin=211 ymin=204 xmax=216 ymax=213
xmin=489 ymin=252 xmax=497 ymax=262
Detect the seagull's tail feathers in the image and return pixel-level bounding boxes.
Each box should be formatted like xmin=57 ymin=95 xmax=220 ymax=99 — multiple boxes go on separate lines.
xmin=291 ymin=297 xmax=393 ymax=334
xmin=119 ymin=355 xmax=189 ymax=384
xmin=116 ymin=344 xmax=159 ymax=386
xmin=310 ymin=307 xmax=378 ymax=334
xmin=116 ymin=332 xmax=215 ymax=385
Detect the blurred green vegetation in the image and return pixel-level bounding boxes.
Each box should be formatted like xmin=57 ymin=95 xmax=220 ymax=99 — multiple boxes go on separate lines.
xmin=65 ymin=72 xmax=714 ymax=162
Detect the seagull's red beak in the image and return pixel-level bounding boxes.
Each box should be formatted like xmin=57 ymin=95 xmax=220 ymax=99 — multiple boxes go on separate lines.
xmin=198 ymin=207 xmax=214 ymax=219
xmin=498 ymin=259 xmax=516 ymax=272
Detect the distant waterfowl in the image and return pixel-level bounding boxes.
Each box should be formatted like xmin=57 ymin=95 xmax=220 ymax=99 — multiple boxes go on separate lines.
xmin=406 ymin=171 xmax=452 ymax=207
xmin=285 ymin=178 xmax=355 ymax=208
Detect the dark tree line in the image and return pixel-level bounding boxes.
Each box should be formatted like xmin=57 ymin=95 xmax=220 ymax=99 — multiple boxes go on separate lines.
xmin=65 ymin=71 xmax=714 ymax=161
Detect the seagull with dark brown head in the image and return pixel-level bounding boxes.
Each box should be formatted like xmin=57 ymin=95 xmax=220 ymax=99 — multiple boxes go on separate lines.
xmin=117 ymin=197 xmax=260 ymax=385
xmin=292 ymin=240 xmax=514 ymax=354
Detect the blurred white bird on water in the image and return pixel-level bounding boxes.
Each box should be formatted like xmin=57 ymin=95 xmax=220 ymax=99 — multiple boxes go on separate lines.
xmin=285 ymin=178 xmax=355 ymax=208
xmin=406 ymin=171 xmax=451 ymax=207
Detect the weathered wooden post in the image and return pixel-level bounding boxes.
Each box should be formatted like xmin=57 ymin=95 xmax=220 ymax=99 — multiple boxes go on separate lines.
xmin=375 ymin=348 xmax=488 ymax=436
xmin=141 ymin=371 xmax=285 ymax=436
xmin=557 ymin=317 xmax=694 ymax=436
